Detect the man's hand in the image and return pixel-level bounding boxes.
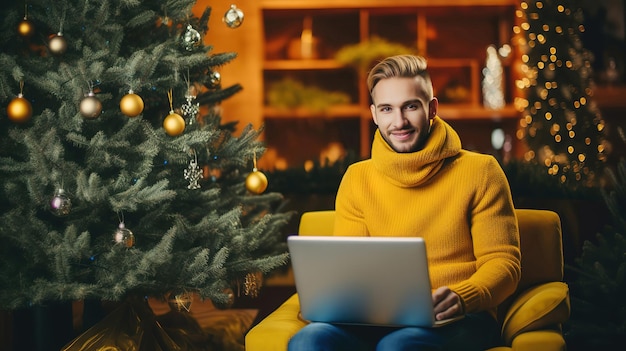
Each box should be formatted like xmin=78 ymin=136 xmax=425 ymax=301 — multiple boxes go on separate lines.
xmin=432 ymin=286 xmax=464 ymax=320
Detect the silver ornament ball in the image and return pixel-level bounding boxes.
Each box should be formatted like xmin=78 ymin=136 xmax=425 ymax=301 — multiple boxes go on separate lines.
xmin=80 ymin=92 xmax=102 ymax=119
xmin=114 ymin=223 xmax=135 ymax=248
xmin=208 ymin=71 xmax=221 ymax=88
xmin=50 ymin=189 xmax=72 ymax=216
xmin=182 ymin=25 xmax=201 ymax=51
xmin=223 ymin=4 xmax=244 ymax=28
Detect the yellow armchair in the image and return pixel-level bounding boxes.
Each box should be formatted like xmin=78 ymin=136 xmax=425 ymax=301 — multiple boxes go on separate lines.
xmin=246 ymin=209 xmax=570 ymax=351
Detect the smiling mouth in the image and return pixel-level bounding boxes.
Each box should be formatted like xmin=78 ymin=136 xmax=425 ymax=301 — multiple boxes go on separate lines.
xmin=391 ymin=130 xmax=414 ymax=141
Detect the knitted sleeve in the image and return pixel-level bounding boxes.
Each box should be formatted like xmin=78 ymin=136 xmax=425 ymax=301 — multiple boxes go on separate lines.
xmin=333 ymin=164 xmax=369 ymax=236
xmin=448 ymin=156 xmax=521 ymax=313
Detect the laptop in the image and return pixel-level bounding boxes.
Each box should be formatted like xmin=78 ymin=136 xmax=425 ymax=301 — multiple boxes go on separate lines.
xmin=287 ymin=235 xmax=464 ymax=328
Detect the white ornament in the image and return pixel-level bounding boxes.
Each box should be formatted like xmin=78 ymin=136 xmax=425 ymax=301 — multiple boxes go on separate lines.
xmin=184 ymin=154 xmax=203 ymax=189
xmin=181 ymin=94 xmax=199 ymax=125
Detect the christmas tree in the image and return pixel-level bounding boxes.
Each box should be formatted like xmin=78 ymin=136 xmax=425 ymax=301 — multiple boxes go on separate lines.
xmin=565 ymin=156 xmax=626 ymax=349
xmin=514 ymin=0 xmax=608 ymax=189
xmin=0 ymin=0 xmax=290 ymax=313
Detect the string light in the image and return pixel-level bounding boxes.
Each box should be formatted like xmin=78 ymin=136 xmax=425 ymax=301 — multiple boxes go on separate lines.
xmin=515 ymin=0 xmax=607 ymax=188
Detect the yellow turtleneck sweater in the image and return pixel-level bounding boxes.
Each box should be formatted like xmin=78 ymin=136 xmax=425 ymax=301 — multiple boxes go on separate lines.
xmin=334 ymin=116 xmax=521 ymax=317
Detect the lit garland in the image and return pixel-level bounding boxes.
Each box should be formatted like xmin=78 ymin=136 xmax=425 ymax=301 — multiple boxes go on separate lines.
xmin=514 ymin=0 xmax=608 ymax=188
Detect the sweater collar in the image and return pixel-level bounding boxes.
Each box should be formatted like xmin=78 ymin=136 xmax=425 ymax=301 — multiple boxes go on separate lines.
xmin=371 ymin=116 xmax=462 ymax=187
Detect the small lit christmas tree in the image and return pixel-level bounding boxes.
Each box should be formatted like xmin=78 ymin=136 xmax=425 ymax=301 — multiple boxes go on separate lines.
xmin=0 ymin=0 xmax=289 ymax=318
xmin=482 ymin=45 xmax=506 ymax=110
xmin=514 ymin=0 xmax=608 ymax=189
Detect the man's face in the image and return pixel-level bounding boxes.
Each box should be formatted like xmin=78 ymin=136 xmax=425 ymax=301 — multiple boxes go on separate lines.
xmin=370 ymin=77 xmax=438 ymax=153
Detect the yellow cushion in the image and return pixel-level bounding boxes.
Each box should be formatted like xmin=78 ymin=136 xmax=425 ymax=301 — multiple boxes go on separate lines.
xmin=245 ymin=294 xmax=307 ymax=351
xmin=501 ymin=282 xmax=570 ymax=344
xmin=510 ymin=330 xmax=567 ymax=351
xmin=298 ymin=210 xmax=335 ymax=236
xmin=514 ymin=209 xmax=563 ymax=292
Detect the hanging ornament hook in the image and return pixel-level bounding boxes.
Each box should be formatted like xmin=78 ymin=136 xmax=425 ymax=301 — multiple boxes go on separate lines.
xmin=59 ymin=4 xmax=67 ymax=34
xmin=160 ymin=6 xmax=171 ymax=26
xmin=167 ymin=88 xmax=174 ymax=113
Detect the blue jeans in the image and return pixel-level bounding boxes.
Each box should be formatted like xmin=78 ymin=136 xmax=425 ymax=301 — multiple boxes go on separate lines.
xmin=287 ymin=312 xmax=501 ymax=351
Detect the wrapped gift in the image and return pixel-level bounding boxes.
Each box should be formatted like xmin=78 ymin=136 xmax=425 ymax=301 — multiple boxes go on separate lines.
xmin=61 ymin=297 xmax=209 ymax=351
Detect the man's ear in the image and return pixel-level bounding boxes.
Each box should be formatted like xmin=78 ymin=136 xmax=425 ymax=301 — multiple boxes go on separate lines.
xmin=428 ymin=98 xmax=439 ymax=120
xmin=370 ymin=104 xmax=378 ymax=125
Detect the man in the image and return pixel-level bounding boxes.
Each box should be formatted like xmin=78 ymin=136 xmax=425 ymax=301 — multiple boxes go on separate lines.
xmin=288 ymin=55 xmax=521 ymax=351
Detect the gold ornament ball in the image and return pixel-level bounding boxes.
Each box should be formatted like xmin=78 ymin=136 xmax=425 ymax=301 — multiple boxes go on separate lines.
xmin=246 ymin=169 xmax=268 ymax=194
xmin=120 ymin=92 xmax=144 ymax=117
xmin=7 ymin=95 xmax=33 ymax=123
xmin=49 ymin=33 xmax=67 ymax=55
xmin=18 ymin=18 xmax=35 ymax=37
xmin=80 ymin=93 xmax=102 ymax=119
xmin=163 ymin=112 xmax=185 ymax=136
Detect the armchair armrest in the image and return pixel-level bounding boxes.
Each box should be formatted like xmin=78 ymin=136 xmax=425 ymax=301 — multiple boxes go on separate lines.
xmin=501 ymin=282 xmax=570 ymax=344
xmin=245 ymin=294 xmax=307 ymax=351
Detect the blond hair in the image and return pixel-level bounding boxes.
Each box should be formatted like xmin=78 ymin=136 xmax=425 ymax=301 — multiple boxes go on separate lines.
xmin=366 ymin=55 xmax=433 ymax=99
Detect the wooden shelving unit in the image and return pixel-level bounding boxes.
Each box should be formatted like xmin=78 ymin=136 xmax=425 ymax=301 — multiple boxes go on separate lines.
xmin=259 ymin=0 xmax=522 ymax=168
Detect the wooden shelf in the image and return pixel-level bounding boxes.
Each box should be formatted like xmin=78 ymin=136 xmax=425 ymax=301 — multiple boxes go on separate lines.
xmin=438 ymin=104 xmax=520 ymax=120
xmin=262 ymin=58 xmax=492 ymax=71
xmin=264 ymin=105 xmax=364 ymax=118
xmin=264 ymin=59 xmax=346 ymax=70
xmin=592 ymin=85 xmax=626 ymax=110
xmin=260 ymin=0 xmax=519 ymax=10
